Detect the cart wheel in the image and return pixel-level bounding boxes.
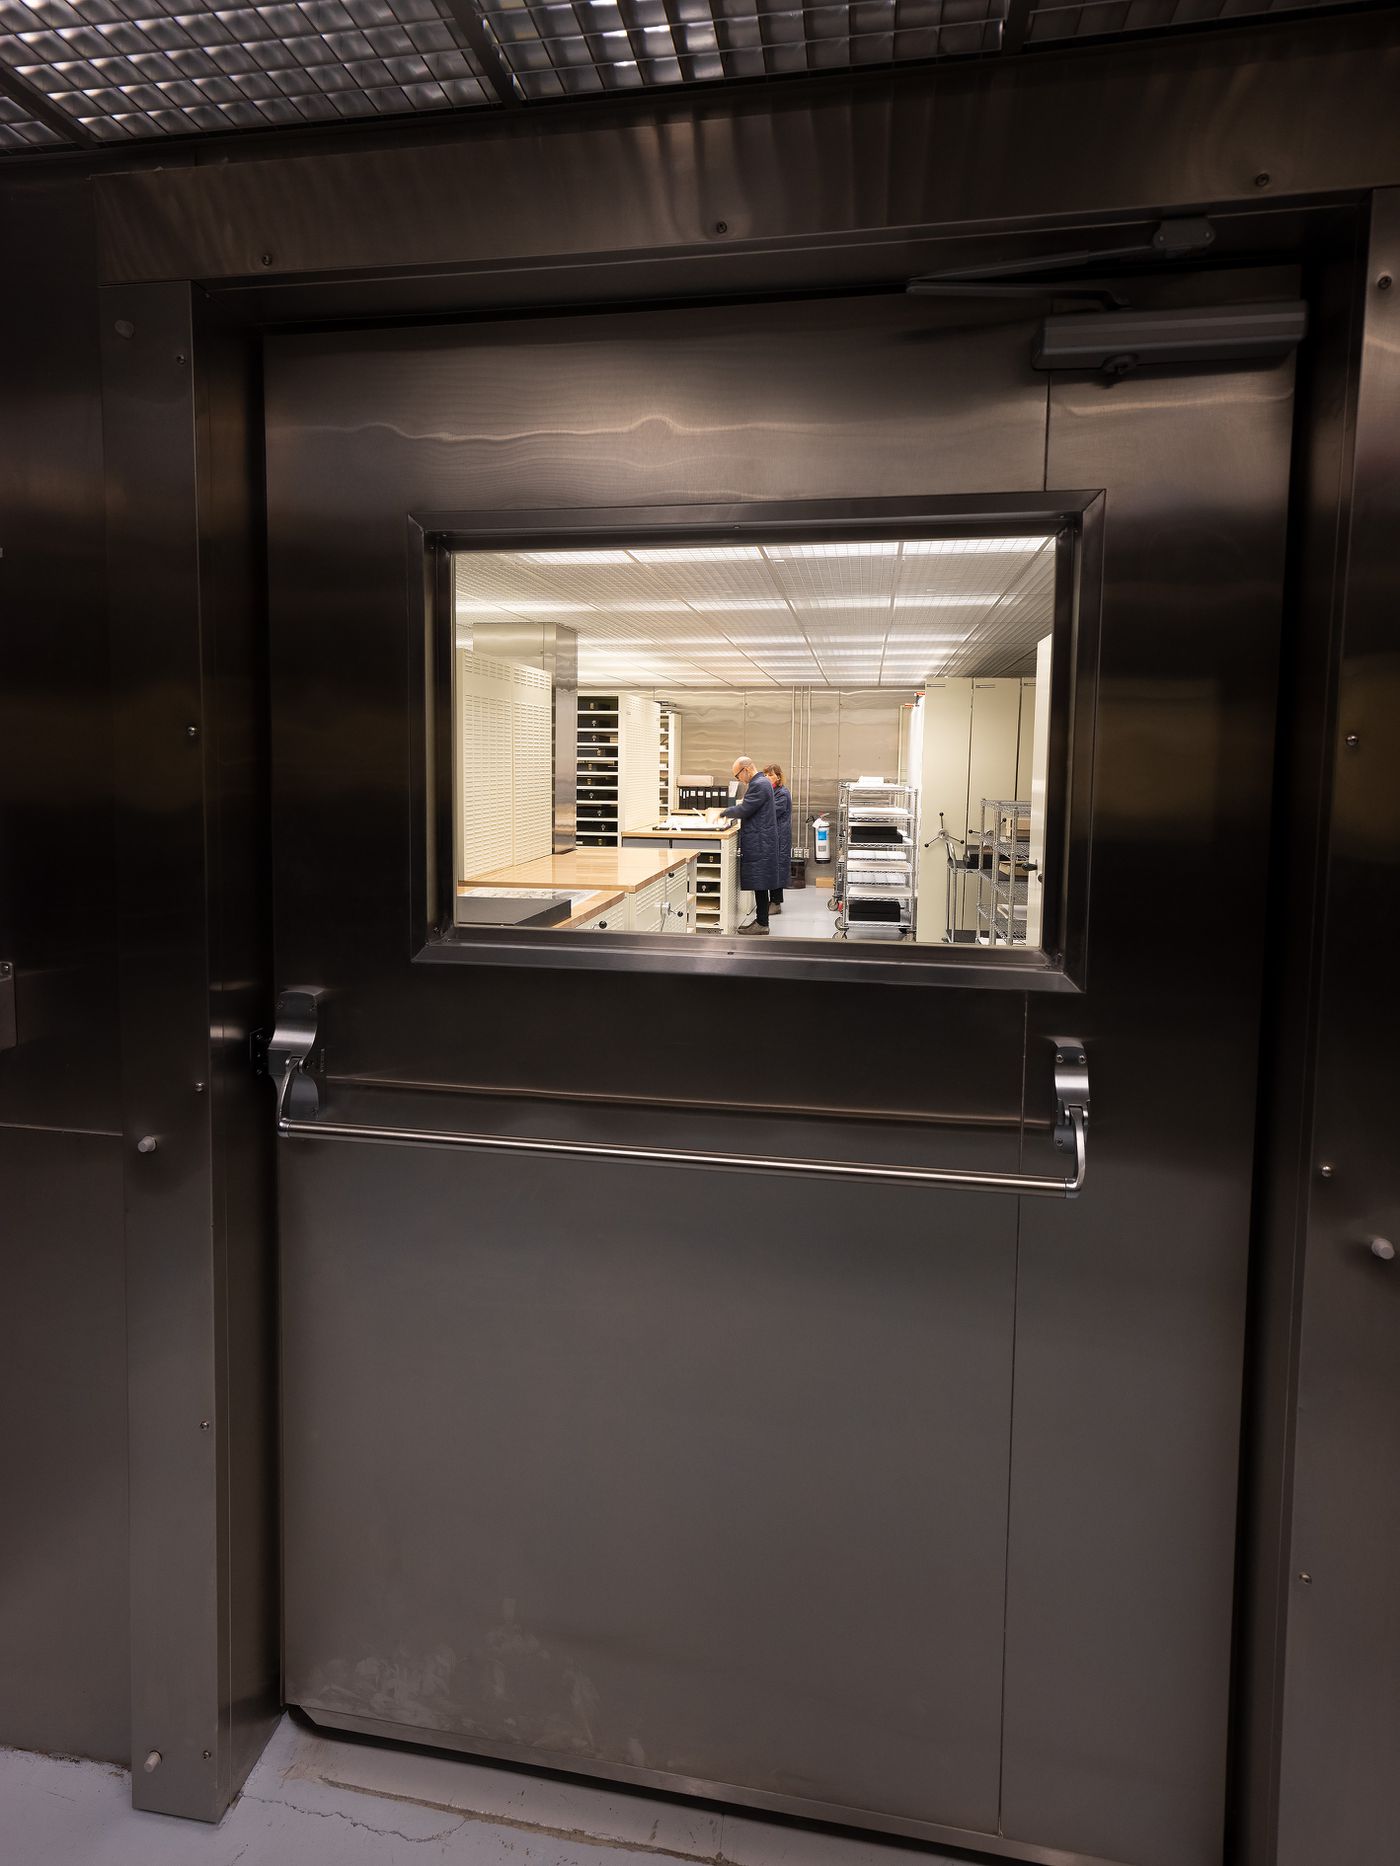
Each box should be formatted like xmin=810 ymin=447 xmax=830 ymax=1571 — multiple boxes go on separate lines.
xmin=827 ymin=895 xmax=840 ymax=911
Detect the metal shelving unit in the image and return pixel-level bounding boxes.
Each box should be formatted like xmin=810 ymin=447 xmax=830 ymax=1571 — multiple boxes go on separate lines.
xmin=977 ymin=798 xmax=1032 ymax=946
xmin=575 ymin=694 xmax=619 ymax=846
xmin=833 ymin=781 xmax=919 ymax=940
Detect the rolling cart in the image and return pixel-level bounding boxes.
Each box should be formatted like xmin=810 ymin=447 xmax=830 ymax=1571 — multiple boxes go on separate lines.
xmin=833 ymin=781 xmax=919 ymax=940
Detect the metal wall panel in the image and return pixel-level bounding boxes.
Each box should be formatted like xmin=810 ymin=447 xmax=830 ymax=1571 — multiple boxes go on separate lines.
xmin=0 ymin=1130 xmax=128 ymax=1762
xmin=101 ymin=281 xmax=279 ymax=1819
xmin=94 ymin=13 xmax=1400 ymax=289
xmin=0 ymin=173 xmax=129 ymax=1766
xmin=1275 ymin=190 xmax=1400 ymax=1866
xmin=1006 ymin=293 xmax=1297 ymax=1865
xmin=0 ymin=179 xmax=121 ymax=1137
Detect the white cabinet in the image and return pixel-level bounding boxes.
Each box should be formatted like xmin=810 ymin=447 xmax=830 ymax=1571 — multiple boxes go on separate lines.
xmin=579 ymin=692 xmax=663 ymax=846
xmin=663 ymin=860 xmax=694 ymax=932
xmin=913 ymin=675 xmax=1042 ymax=944
xmin=455 ymin=650 xmax=553 ymax=881
xmin=573 ymin=904 xmax=622 ymax=932
xmin=626 ymin=874 xmax=668 ymax=933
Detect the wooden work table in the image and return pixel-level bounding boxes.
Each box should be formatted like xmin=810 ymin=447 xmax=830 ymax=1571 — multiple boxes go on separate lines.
xmin=462 ymin=847 xmax=697 ymax=893
xmin=454 ymin=884 xmax=625 ymax=930
xmin=622 ymin=819 xmax=739 ymax=841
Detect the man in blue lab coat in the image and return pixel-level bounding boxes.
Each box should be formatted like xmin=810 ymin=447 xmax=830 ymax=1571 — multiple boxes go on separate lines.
xmin=721 ymin=756 xmax=783 ymax=935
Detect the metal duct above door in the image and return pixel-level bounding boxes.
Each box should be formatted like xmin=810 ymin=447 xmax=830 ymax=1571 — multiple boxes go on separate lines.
xmin=266 ymin=991 xmax=1090 ymax=1198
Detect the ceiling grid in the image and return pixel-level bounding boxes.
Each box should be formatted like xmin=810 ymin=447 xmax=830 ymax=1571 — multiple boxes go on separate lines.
xmin=454 ymin=537 xmax=1057 ymax=688
xmin=0 ymin=0 xmax=1366 ymax=152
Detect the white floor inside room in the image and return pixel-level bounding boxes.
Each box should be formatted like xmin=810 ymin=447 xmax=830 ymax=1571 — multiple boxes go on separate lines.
xmin=0 ymin=1715 xmax=964 ymax=1866
xmin=759 ymin=880 xmax=839 ymax=938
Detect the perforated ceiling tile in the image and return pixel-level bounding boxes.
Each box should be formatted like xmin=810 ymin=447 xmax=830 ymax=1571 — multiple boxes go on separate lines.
xmin=1025 ymin=0 xmax=1347 ymax=44
xmin=0 ymin=0 xmax=492 ymax=142
xmin=0 ymin=83 xmax=66 ymax=142
xmin=481 ymin=0 xmax=1006 ymax=100
xmin=455 ymin=536 xmax=1056 ymax=687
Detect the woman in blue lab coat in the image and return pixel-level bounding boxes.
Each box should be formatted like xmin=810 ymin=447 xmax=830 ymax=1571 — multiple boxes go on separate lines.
xmin=720 ymin=756 xmax=783 ymax=934
xmin=764 ymin=763 xmax=792 ymax=916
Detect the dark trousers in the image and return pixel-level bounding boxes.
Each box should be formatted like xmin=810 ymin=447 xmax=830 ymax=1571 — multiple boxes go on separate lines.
xmin=771 ymin=887 xmax=785 ymax=906
xmin=752 ymin=887 xmax=771 ymax=926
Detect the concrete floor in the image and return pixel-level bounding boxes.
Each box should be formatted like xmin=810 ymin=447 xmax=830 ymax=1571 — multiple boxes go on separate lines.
xmin=0 ymin=1715 xmax=962 ymax=1866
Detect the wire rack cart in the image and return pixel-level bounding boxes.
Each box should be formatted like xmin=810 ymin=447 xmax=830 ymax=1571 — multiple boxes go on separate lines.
xmin=833 ymin=781 xmax=920 ymax=939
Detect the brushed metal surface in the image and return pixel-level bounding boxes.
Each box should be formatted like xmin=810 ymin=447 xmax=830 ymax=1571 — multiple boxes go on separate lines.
xmin=269 ymin=288 xmax=1041 ymax=1847
xmin=282 ymin=1133 xmax=1019 ymax=1836
xmin=1006 ymin=278 xmax=1297 ymax=1866
xmin=1230 ymin=207 xmax=1365 ymax=1866
xmin=1275 ymin=191 xmax=1400 ymax=1866
xmin=0 ymin=178 xmax=121 ymax=1138
xmin=265 ymin=293 xmax=1050 ymax=1078
xmin=102 ymin=282 xmax=279 ymax=1820
xmin=94 ymin=14 xmax=1400 ymax=288
xmin=0 ymin=1129 xmax=129 ymax=1764
xmin=272 ymin=272 xmax=1290 ymax=1863
xmin=0 ymin=175 xmax=129 ymax=1769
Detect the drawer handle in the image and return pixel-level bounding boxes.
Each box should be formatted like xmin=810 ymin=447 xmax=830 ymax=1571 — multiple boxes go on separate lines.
xmin=267 ymin=993 xmax=1088 ymax=1199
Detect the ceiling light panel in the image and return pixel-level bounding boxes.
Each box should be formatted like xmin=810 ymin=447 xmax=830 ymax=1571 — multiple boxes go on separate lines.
xmin=478 ymin=0 xmax=1004 ymax=100
xmin=455 ymin=532 xmax=1053 ymax=687
xmin=0 ymin=0 xmax=492 ymax=143
xmin=1024 ymin=0 xmax=1346 ymax=47
xmin=0 ymin=87 xmax=66 ymax=144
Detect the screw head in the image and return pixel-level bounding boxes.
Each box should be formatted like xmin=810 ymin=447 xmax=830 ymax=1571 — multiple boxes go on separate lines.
xmin=203 ymin=1749 xmax=212 ymax=1761
xmin=193 ymin=1080 xmax=206 ymax=1094
xmin=1319 ymin=1163 xmax=1334 ymax=1179
xmin=714 ymin=220 xmax=728 ymax=234
xmin=199 ymin=1419 xmax=211 ymax=1431
xmin=259 ymin=253 xmax=273 ymax=267
xmin=1298 ymin=1571 xmax=1312 ymax=1585
xmin=186 ymin=724 xmax=200 ymax=739
xmin=174 ymin=352 xmax=186 ymax=365
xmin=1379 ymin=275 xmax=1393 ymax=291
xmin=136 ymin=1135 xmax=158 ymax=1155
xmin=1344 ymin=732 xmax=1360 ymax=749
xmin=114 ymin=319 xmax=134 ymax=339
xmin=1370 ymin=1237 xmax=1396 ymax=1262
xmin=1254 ymin=172 xmax=1271 ymax=188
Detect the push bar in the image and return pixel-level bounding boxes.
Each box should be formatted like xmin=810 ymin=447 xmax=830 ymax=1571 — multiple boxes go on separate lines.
xmin=267 ymin=992 xmax=1089 ymax=1199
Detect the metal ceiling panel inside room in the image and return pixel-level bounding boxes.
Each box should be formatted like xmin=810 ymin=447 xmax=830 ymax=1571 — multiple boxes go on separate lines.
xmin=0 ymin=0 xmax=1386 ymax=151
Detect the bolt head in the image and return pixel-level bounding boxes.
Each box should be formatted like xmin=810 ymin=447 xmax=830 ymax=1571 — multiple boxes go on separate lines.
xmin=136 ymin=1135 xmax=158 ymax=1155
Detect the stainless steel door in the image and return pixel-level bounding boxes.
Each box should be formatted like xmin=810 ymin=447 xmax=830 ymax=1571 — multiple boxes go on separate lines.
xmin=266 ymin=284 xmax=1294 ymax=1866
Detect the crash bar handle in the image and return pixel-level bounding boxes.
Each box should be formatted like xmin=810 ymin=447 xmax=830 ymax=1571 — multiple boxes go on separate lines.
xmin=267 ymin=993 xmax=1089 ymax=1200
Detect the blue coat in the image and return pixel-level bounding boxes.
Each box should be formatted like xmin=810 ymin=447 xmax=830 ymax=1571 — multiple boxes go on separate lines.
xmin=723 ymin=773 xmax=784 ymax=890
xmin=772 ymin=783 xmax=792 ymax=874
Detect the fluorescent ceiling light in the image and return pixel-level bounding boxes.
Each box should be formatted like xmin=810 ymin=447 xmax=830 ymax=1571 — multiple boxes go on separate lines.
xmin=796 ymin=597 xmax=890 ymax=610
xmin=517 ymin=550 xmax=635 ymax=565
xmin=456 ymin=601 xmax=591 ymax=614
xmin=686 ymin=600 xmax=790 ymax=612
xmin=764 ymin=543 xmax=900 ymax=558
xmin=902 ymin=537 xmax=1051 ymax=555
xmin=629 ymin=547 xmax=764 ymax=563
xmin=892 ymin=594 xmax=1001 ymax=608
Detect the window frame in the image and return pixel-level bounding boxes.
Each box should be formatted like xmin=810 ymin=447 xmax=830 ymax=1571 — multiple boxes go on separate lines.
xmin=409 ymin=492 xmax=1102 ymax=993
